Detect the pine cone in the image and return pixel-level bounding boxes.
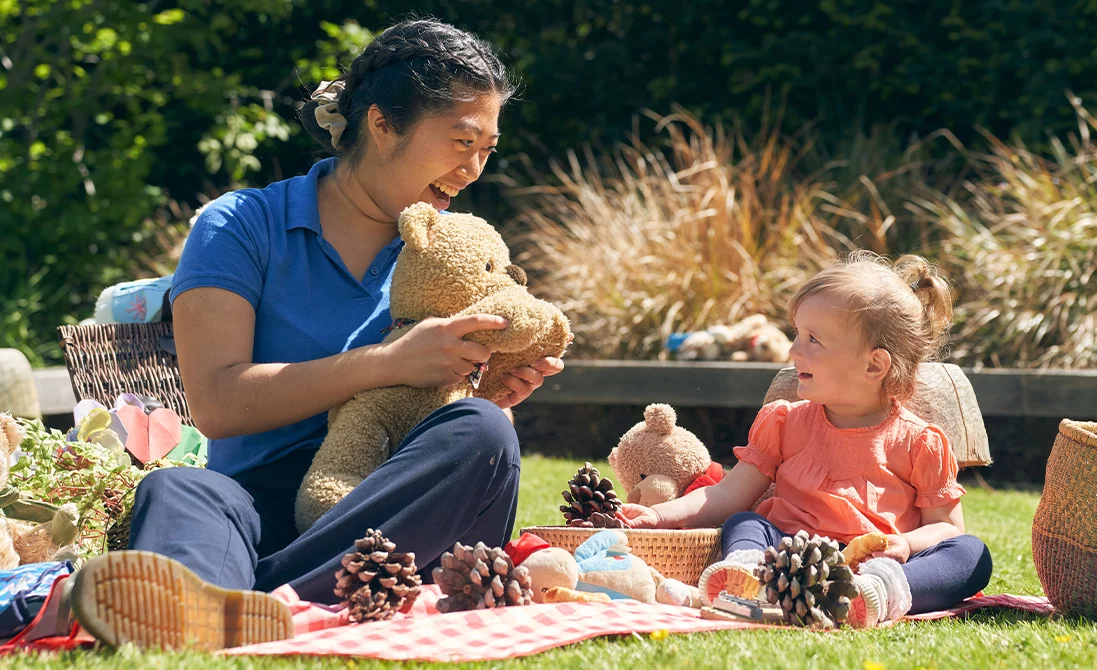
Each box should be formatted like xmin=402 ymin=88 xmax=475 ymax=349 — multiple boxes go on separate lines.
xmin=560 ymin=462 xmax=624 ymax=528
xmin=334 ymin=529 xmax=422 ymax=623
xmin=755 ymin=530 xmax=858 ymax=629
xmin=433 ymin=541 xmax=533 ymax=612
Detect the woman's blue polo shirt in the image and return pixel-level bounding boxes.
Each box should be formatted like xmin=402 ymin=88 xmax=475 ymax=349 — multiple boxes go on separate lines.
xmin=170 ymin=158 xmax=403 ymax=476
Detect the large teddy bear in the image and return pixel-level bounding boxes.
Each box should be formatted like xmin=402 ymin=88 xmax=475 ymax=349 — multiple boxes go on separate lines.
xmin=608 ymin=404 xmax=725 ymax=507
xmin=0 ymin=415 xmax=79 ymax=569
xmin=295 ymin=204 xmax=572 ymax=532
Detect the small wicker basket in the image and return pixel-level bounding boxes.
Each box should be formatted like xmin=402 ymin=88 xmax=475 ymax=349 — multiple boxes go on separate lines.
xmin=1032 ymin=419 xmax=1097 ymax=617
xmin=520 ymin=526 xmax=721 ymax=586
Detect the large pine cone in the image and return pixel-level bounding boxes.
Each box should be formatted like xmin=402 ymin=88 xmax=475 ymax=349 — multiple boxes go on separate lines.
xmin=433 ymin=541 xmax=533 ymax=612
xmin=334 ymin=529 xmax=423 ymax=623
xmin=756 ymin=530 xmax=858 ymax=629
xmin=560 ymin=462 xmax=624 ymax=528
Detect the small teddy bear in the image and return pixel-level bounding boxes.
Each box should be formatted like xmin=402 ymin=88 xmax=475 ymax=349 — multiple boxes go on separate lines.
xmin=0 ymin=415 xmax=79 ymax=569
xmin=608 ymin=404 xmax=724 ymax=507
xmin=295 ymin=204 xmax=572 ymax=532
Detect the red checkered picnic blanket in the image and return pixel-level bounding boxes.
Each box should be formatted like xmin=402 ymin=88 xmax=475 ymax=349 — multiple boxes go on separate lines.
xmin=0 ymin=577 xmax=1055 ymax=660
xmin=217 ymin=586 xmax=1055 ymax=662
xmin=224 ymin=585 xmax=777 ymax=661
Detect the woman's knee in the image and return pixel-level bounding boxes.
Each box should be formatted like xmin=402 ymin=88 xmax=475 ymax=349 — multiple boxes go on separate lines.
xmin=440 ymin=398 xmax=520 ymax=468
xmin=133 ymin=466 xmax=232 ymax=506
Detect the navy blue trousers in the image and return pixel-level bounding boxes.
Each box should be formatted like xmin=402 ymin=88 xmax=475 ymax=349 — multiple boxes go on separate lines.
xmin=127 ymin=398 xmax=520 ymax=604
xmin=721 ymin=512 xmax=994 ymax=615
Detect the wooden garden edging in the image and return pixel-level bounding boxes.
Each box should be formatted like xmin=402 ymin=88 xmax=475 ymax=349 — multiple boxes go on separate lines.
xmin=32 ymin=361 xmax=1097 ymax=419
xmin=522 ymin=360 xmax=1097 ymax=419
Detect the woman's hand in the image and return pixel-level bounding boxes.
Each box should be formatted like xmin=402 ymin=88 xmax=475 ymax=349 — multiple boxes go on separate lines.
xmin=493 ymin=357 xmax=565 ymax=410
xmin=873 ymin=534 xmax=912 ymax=564
xmin=619 ymin=503 xmax=662 ymax=529
xmin=383 ymin=314 xmax=508 ymax=388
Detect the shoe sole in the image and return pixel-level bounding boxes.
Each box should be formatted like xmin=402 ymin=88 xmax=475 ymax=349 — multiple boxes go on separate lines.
xmin=69 ymin=551 xmax=294 ymax=651
xmin=698 ymin=561 xmax=762 ymax=605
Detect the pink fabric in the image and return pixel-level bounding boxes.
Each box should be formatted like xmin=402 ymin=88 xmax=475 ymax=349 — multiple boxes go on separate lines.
xmin=220 ymin=587 xmax=1055 ymax=661
xmin=734 ymin=400 xmax=966 ymax=544
xmin=224 ymin=585 xmax=776 ymax=661
xmin=0 ymin=577 xmax=1057 ymax=659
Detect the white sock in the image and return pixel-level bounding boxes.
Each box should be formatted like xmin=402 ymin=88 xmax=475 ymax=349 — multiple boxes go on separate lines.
xmin=858 ymin=557 xmax=912 ymax=621
xmin=723 ymin=549 xmax=764 ymax=569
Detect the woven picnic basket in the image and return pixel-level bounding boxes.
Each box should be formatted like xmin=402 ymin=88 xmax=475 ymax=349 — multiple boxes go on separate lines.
xmin=57 ymin=322 xmax=192 ymax=551
xmin=57 ymin=322 xmax=192 ymax=425
xmin=1032 ymin=419 xmax=1097 ymax=617
xmin=520 ymin=526 xmax=721 ymax=586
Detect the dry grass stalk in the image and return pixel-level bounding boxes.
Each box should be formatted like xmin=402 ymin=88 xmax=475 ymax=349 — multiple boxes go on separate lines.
xmin=505 ymin=107 xmax=854 ymax=359
xmin=908 ymin=94 xmax=1097 ymax=368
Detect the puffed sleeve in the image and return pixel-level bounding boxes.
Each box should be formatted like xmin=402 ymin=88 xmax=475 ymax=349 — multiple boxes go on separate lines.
xmin=911 ymin=425 xmax=967 ymax=507
xmin=732 ymin=400 xmax=791 ymax=479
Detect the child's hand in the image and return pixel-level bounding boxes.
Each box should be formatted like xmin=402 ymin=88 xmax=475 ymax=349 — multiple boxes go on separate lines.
xmin=619 ymin=504 xmax=661 ymax=529
xmin=873 ymin=534 xmax=911 ymax=563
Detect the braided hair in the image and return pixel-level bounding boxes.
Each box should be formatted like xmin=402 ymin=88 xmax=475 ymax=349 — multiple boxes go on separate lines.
xmin=299 ymin=19 xmax=516 ymax=160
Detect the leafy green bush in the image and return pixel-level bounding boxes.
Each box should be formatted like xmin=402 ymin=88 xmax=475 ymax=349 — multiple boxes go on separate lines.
xmin=10 ymin=418 xmax=202 ymax=560
xmin=358 ymin=0 xmax=1097 ymax=155
xmin=6 ymin=0 xmax=1096 ymax=366
xmin=1 ymin=1 xmax=371 ymax=365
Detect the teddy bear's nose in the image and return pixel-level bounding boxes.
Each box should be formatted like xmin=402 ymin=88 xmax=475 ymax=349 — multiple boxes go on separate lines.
xmin=506 ymin=264 xmax=527 ymax=286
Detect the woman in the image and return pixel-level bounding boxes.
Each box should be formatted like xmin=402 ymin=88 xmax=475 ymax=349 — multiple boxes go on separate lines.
xmin=68 ymin=19 xmax=562 ymax=650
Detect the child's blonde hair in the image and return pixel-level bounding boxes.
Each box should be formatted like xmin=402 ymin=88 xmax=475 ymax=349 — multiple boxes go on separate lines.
xmin=788 ymin=251 xmax=955 ymax=402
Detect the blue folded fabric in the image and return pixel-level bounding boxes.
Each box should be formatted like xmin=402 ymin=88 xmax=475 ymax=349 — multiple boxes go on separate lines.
xmin=0 ymin=562 xmax=73 ymax=639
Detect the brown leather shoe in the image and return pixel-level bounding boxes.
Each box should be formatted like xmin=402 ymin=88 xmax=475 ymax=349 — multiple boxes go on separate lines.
xmin=69 ymin=550 xmax=294 ymax=651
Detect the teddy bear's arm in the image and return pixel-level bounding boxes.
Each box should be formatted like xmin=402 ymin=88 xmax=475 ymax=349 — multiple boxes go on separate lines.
xmin=457 ymin=288 xmax=553 ymax=353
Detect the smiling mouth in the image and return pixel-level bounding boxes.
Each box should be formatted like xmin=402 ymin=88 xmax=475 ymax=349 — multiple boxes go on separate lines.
xmin=431 ymin=181 xmax=460 ymax=197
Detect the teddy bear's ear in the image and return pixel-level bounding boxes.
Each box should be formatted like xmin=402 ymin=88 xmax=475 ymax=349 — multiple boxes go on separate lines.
xmin=398 ymin=202 xmax=441 ymax=252
xmin=643 ymin=403 xmax=677 ymax=435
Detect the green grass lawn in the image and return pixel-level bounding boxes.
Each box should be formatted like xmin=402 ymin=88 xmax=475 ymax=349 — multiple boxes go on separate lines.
xmin=8 ymin=455 xmax=1095 ymax=669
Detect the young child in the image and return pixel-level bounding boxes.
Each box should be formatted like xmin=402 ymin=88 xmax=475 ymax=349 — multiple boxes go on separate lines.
xmin=621 ymin=252 xmax=993 ymax=626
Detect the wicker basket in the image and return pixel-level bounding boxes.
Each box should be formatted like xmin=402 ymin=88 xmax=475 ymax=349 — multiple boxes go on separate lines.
xmin=58 ymin=322 xmax=193 ymax=425
xmin=1032 ymin=419 xmax=1097 ymax=617
xmin=520 ymin=526 xmax=721 ymax=586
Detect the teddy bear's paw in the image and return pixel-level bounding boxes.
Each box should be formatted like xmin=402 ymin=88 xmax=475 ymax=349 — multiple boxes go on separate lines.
xmin=294 ymin=471 xmax=364 ymax=532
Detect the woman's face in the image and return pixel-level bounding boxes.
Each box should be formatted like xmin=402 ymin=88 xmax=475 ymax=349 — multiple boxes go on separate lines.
xmin=365 ymin=91 xmax=502 ymax=219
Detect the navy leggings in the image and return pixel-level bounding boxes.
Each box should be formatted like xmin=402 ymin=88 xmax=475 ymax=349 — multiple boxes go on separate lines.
xmin=721 ymin=512 xmax=993 ymax=614
xmin=127 ymin=398 xmax=521 ymax=604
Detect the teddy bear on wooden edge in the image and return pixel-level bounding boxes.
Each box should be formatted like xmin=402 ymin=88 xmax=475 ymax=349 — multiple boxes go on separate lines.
xmin=295 ymin=203 xmax=572 ymax=532
xmin=0 ymin=415 xmax=79 ymax=569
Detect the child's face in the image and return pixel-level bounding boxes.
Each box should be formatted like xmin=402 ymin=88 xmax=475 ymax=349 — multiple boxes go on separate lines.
xmin=788 ymin=293 xmax=880 ymax=407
